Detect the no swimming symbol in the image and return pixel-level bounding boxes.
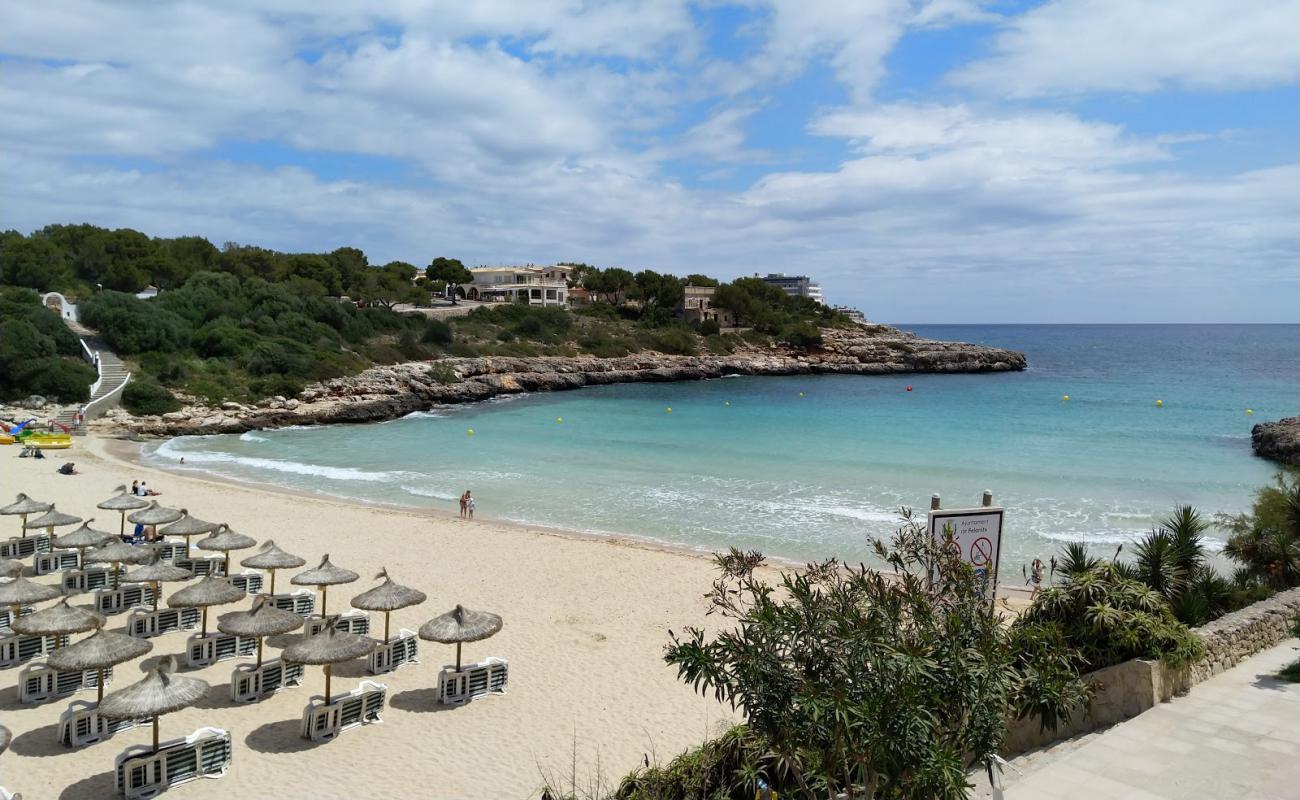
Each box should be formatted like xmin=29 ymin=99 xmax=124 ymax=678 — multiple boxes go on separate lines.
xmin=969 ymin=536 xmax=993 ymax=567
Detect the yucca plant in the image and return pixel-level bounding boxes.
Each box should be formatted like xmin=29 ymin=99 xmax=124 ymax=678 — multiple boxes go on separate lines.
xmin=1056 ymin=542 xmax=1100 ymax=583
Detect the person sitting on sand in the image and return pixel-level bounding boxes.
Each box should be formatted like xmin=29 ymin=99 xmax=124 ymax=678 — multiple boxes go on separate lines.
xmin=140 ymin=481 xmax=160 ymax=496
xmin=33 ymin=448 xmax=45 ymax=460
xmin=131 ymin=480 xmax=143 ymax=496
xmin=466 ymin=491 xmax=475 ymax=520
xmin=57 ymin=462 xmax=77 ymax=475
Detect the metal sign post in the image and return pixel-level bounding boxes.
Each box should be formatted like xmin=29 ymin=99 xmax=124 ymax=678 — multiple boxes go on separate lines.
xmin=927 ymin=491 xmax=1004 ymax=599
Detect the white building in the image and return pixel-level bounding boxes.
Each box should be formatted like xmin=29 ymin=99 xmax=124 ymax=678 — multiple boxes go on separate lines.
xmin=758 ymin=273 xmax=825 ymax=305
xmin=466 ymin=266 xmax=569 ymax=307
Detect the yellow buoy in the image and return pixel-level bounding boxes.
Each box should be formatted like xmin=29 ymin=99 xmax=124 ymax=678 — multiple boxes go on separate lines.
xmin=724 ymin=401 xmax=731 ymax=406
xmin=1246 ymin=408 xmax=1254 ymax=416
xmin=799 ymin=392 xmax=805 ymax=397
xmin=1062 ymin=394 xmax=1070 ymax=402
xmin=665 ymin=407 xmax=672 ymax=413
xmin=556 ymin=417 xmax=563 ymax=424
xmin=466 ymin=428 xmax=475 ymax=436
xmin=1156 ymin=399 xmax=1163 ymax=407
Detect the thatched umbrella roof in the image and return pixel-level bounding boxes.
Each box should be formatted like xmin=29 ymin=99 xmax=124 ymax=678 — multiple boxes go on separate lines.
xmin=419 ymin=604 xmax=503 ymax=670
xmin=0 ymin=576 xmax=62 ymax=608
xmin=99 ymin=657 xmax=209 ymax=750
xmin=240 ymin=540 xmax=305 ymax=571
xmin=291 ymin=554 xmax=359 ymax=616
xmin=292 ymin=554 xmax=358 ymax=587
xmin=46 ymin=629 xmax=152 ymax=672
xmin=351 ymin=568 xmax=427 ymax=641
xmin=45 ymin=629 xmax=153 ymax=703
xmin=56 ymin=520 xmax=116 ymax=551
xmin=197 ymin=524 xmax=256 ymax=554
xmin=25 ymin=505 xmax=82 ymax=530
xmin=127 ymin=501 xmax=183 ymax=527
xmin=10 ymin=597 xmax=104 ymax=637
xmin=419 ymin=604 xmax=503 ymax=644
xmin=123 ymin=561 xmax=193 ymax=584
xmin=217 ymin=595 xmax=303 ymax=666
xmin=0 ymin=493 xmax=50 ymax=516
xmin=167 ymin=575 xmax=245 ymax=636
xmin=83 ymin=541 xmax=153 ymax=589
xmin=0 ymin=724 xmax=10 ymax=755
xmin=283 ymin=616 xmax=376 ymax=698
xmin=97 ymin=486 xmax=149 ymax=512
xmin=0 ymin=559 xmax=23 ymax=579
xmin=159 ymin=510 xmax=220 ymax=539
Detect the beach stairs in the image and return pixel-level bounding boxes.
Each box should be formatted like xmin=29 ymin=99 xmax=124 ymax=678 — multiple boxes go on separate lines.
xmin=368 ymin=630 xmax=419 ymax=675
xmin=300 ymin=680 xmax=387 ymax=741
xmin=59 ymin=699 xmax=144 ymax=747
xmin=54 ymin=329 xmax=130 ymax=435
xmin=437 ymin=657 xmax=509 ymax=705
xmin=115 ymin=727 xmax=231 ymax=799
xmin=230 ymin=659 xmax=305 ymax=704
xmin=20 ymin=661 xmax=111 ymax=704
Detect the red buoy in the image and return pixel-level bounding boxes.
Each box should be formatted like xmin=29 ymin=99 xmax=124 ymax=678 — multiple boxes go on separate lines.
xmin=906 ymin=385 xmax=913 ymax=392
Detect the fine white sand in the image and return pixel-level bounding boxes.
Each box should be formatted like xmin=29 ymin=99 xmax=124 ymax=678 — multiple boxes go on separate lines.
xmin=0 ymin=436 xmax=746 ymax=799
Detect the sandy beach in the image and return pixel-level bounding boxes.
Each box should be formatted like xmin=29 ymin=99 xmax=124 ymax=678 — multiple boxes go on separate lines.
xmin=0 ymin=436 xmax=746 ymax=799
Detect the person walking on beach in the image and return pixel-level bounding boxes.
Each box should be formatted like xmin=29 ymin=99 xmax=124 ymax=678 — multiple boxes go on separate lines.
xmin=1029 ymin=557 xmax=1045 ymax=597
xmin=466 ymin=491 xmax=475 ymax=520
xmin=458 ymin=491 xmax=468 ymax=518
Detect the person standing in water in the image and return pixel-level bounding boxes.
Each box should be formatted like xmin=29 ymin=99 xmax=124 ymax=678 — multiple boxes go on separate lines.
xmin=466 ymin=491 xmax=475 ymax=520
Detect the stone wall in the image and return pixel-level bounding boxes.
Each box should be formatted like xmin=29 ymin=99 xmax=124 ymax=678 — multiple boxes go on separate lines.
xmin=1188 ymin=585 xmax=1300 ymax=682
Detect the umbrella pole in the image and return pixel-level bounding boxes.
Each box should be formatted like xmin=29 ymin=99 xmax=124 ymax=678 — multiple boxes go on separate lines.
xmin=456 ymin=642 xmax=462 ymax=671
xmin=152 ymin=581 xmax=159 ymax=611
xmin=98 ymin=669 xmax=105 ymax=703
xmin=384 ymin=611 xmax=391 ymax=643
xmin=201 ymin=607 xmax=208 ymax=637
xmin=224 ymin=553 xmax=230 ymax=577
xmin=19 ymin=512 xmax=26 ymax=539
xmin=269 ymin=569 xmax=276 ymax=595
xmin=152 ymin=716 xmax=159 ymax=751
xmin=119 ymin=510 xmax=125 ymax=537
xmin=324 ymin=663 xmax=332 ymax=701
xmin=321 ymin=585 xmax=328 ymax=616
xmin=256 ymin=637 xmax=263 ymax=668
xmin=113 ymin=561 xmax=120 ymax=590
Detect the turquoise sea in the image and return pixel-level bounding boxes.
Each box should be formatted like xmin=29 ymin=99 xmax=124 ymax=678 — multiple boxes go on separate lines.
xmin=145 ymin=325 xmax=1298 ymax=576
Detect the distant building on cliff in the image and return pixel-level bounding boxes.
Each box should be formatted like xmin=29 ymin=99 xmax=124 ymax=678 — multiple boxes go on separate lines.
xmin=833 ymin=305 xmax=869 ymax=324
xmin=758 ymin=273 xmax=825 ymax=305
xmin=680 ymin=285 xmax=736 ymax=328
xmin=466 ymin=266 xmax=569 ymax=307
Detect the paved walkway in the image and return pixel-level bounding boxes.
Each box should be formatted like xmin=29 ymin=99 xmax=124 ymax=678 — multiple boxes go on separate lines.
xmin=989 ymin=640 xmax=1300 ymax=800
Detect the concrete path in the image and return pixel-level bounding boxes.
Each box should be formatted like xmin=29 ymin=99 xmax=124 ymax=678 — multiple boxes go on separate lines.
xmin=989 ymin=639 xmax=1300 ymax=800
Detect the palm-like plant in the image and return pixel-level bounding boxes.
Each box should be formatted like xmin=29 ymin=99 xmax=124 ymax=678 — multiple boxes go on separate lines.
xmin=1056 ymin=543 xmax=1100 ymax=583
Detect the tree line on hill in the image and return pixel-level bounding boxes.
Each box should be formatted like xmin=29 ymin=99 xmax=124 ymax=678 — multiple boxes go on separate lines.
xmin=0 ymin=224 xmax=847 ymax=410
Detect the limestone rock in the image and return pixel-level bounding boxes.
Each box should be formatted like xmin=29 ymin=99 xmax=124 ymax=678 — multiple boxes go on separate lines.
xmin=1252 ymin=416 xmax=1300 ymax=466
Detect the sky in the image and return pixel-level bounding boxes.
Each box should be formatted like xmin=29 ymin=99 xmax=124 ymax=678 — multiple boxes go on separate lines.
xmin=1 ymin=1 xmax=1297 ymax=323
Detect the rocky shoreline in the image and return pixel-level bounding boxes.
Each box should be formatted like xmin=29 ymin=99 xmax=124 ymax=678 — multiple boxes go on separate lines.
xmin=1251 ymin=416 xmax=1300 ymax=467
xmin=112 ymin=326 xmax=1027 ymax=437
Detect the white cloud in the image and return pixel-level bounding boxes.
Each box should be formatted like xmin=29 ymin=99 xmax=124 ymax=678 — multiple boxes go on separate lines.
xmin=952 ymin=0 xmax=1300 ymax=96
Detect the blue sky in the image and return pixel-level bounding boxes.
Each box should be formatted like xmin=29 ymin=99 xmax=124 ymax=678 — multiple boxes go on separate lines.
xmin=1 ymin=0 xmax=1296 ymax=322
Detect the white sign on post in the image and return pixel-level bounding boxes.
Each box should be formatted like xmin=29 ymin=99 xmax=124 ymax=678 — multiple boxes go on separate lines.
xmin=928 ymin=506 xmax=1004 ymax=595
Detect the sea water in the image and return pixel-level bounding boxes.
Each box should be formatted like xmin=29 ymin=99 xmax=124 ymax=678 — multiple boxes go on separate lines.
xmin=145 ymin=325 xmax=1297 ymax=574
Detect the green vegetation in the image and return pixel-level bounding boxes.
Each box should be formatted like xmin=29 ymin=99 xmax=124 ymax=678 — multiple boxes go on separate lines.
xmin=1221 ymin=471 xmax=1300 ymax=588
xmin=0 ymin=288 xmax=96 ymax=403
xmin=122 ymin=380 xmax=182 ymax=416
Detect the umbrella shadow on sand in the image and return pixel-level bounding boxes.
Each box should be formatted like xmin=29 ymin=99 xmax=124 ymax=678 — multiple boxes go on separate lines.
xmin=10 ymin=722 xmax=65 ymax=758
xmin=60 ymin=770 xmax=116 ymax=799
xmin=0 ymin=685 xmax=22 ymax=711
xmin=243 ymin=718 xmax=329 ymax=754
xmin=389 ymin=687 xmax=460 ymax=714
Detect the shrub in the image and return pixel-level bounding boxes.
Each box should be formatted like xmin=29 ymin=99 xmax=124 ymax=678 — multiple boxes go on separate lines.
xmin=1220 ymin=472 xmax=1300 ymax=588
xmin=1016 ymin=562 xmax=1205 ymax=670
xmin=122 ymin=380 xmax=181 ymax=415
xmin=697 ymin=318 xmax=721 ymax=337
xmin=644 ymin=327 xmax=696 ymax=355
xmin=422 ymin=318 xmax=452 ymax=345
xmin=426 ymin=364 xmax=459 ymax=384
xmin=13 ymin=357 xmax=95 ymax=403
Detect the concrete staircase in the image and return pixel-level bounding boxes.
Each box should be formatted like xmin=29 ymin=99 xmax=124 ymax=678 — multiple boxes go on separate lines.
xmin=54 ymin=327 xmax=130 ymax=434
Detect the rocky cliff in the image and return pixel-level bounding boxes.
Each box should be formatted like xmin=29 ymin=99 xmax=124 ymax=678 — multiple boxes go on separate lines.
xmin=115 ymin=326 xmax=1026 ymax=436
xmin=1251 ymin=416 xmax=1300 ymax=466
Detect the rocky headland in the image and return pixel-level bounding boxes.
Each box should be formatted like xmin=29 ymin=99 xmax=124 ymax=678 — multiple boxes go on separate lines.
xmin=1251 ymin=416 xmax=1300 ymax=467
xmin=112 ymin=325 xmax=1026 ymax=437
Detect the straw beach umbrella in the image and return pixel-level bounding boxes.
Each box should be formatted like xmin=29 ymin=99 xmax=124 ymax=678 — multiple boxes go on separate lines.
xmin=158 ymin=509 xmax=220 ymax=546
xmin=217 ymin=596 xmax=304 ymax=667
xmin=126 ymin=501 xmax=183 ymax=542
xmin=55 ymin=519 xmax=116 ymax=561
xmin=24 ymin=505 xmax=82 ymax=539
xmin=240 ymin=540 xmax=305 ymax=594
xmin=291 ymin=554 xmax=358 ymax=617
xmin=97 ymin=486 xmax=149 ymax=536
xmin=99 ymin=657 xmax=208 ymax=752
xmin=11 ymin=597 xmax=104 ymax=644
xmin=167 ymin=575 xmax=244 ymax=636
xmin=1 ymin=493 xmax=51 ymax=538
xmin=419 ymin=604 xmax=503 ymax=671
xmin=196 ymin=524 xmax=256 ymax=576
xmin=351 ymin=568 xmax=427 ymax=642
xmin=83 ymin=540 xmax=153 ymax=589
xmin=0 ymin=576 xmax=62 ymax=617
xmin=122 ymin=560 xmax=193 ymax=611
xmin=46 ymin=628 xmax=152 ymax=702
xmin=283 ymin=615 xmax=375 ymax=700
xmin=0 ymin=560 xmax=23 ymax=579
